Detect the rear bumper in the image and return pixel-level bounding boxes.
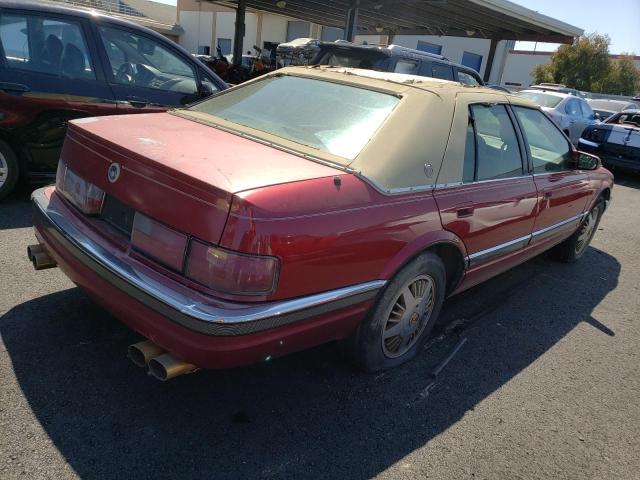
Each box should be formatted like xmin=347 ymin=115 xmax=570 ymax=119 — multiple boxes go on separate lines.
xmin=32 ymin=187 xmax=382 ymax=368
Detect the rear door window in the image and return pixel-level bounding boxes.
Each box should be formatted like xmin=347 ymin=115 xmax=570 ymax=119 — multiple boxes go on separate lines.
xmin=0 ymin=13 xmax=95 ymax=79
xmin=579 ymin=100 xmax=594 ymax=118
xmin=431 ymin=62 xmax=454 ymax=80
xmin=469 ymin=104 xmax=524 ymax=181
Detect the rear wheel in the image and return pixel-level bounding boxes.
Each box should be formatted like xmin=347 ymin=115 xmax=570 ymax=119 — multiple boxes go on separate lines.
xmin=553 ymin=199 xmax=604 ymax=263
xmin=352 ymin=252 xmax=446 ymax=372
xmin=0 ymin=140 xmax=19 ymax=201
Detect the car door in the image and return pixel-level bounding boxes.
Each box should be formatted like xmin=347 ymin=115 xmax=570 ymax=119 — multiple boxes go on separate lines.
xmin=511 ymin=106 xmax=592 ymax=246
xmin=0 ymin=8 xmax=117 ymax=177
xmin=93 ymin=22 xmax=213 ymax=113
xmin=434 ymin=95 xmax=538 ymax=285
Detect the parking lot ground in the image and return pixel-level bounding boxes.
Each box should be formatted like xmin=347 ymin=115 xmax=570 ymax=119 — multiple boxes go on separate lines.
xmin=1 ymin=174 xmax=639 ymax=480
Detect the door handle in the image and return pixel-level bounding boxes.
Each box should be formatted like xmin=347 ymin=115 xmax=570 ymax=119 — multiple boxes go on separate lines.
xmin=0 ymin=82 xmax=30 ymax=94
xmin=456 ymin=206 xmax=475 ymax=218
xmin=126 ymin=96 xmax=150 ymax=107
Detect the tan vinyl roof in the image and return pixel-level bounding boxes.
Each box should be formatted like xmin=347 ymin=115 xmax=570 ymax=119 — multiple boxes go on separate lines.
xmin=182 ymin=66 xmax=538 ymax=194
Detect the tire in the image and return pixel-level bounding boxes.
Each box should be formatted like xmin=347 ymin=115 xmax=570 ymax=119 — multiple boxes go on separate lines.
xmin=552 ymin=199 xmax=604 ymax=263
xmin=0 ymin=140 xmax=20 ymax=201
xmin=352 ymin=252 xmax=446 ymax=372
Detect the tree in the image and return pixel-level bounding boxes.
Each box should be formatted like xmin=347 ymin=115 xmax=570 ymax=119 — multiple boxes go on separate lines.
xmin=527 ymin=33 xmax=640 ymax=95
xmin=531 ymin=63 xmax=553 ymax=84
xmin=604 ymin=55 xmax=640 ymax=96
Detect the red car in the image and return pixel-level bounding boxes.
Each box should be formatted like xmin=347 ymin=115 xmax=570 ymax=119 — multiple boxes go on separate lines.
xmin=29 ymin=67 xmax=613 ymax=380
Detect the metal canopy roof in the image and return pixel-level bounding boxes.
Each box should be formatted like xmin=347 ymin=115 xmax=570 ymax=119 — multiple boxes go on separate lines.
xmin=213 ymin=0 xmax=583 ymax=43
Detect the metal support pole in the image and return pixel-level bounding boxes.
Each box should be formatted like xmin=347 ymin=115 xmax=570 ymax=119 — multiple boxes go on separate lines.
xmin=483 ymin=37 xmax=499 ymax=83
xmin=343 ymin=1 xmax=359 ymax=42
xmin=233 ymin=0 xmax=246 ymax=65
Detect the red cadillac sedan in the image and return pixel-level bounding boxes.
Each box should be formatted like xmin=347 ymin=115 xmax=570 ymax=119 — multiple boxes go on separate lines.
xmin=29 ymin=67 xmax=613 ymax=380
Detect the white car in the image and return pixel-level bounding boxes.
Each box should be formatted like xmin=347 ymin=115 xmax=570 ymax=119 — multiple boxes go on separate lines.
xmin=516 ymin=90 xmax=598 ymax=144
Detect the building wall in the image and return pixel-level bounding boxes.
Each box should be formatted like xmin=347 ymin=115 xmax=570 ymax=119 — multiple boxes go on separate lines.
xmin=501 ymin=51 xmax=553 ymax=86
xmin=261 ymin=14 xmax=289 ymax=45
xmin=179 ymin=10 xmax=213 ymax=54
xmin=215 ymin=11 xmax=258 ymax=54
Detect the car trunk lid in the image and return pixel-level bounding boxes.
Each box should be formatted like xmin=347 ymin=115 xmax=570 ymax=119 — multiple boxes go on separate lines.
xmin=61 ymin=113 xmax=343 ymax=243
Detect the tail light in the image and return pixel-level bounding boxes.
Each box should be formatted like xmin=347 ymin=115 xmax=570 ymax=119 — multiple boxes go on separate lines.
xmin=185 ymin=240 xmax=279 ymax=295
xmin=131 ymin=213 xmax=188 ymax=271
xmin=56 ymin=162 xmax=104 ymax=215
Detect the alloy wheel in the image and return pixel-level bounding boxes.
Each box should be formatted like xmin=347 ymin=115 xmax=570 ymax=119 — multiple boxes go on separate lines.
xmin=381 ymin=274 xmax=436 ymax=358
xmin=575 ymin=207 xmax=599 ymax=255
xmin=0 ymin=151 xmax=7 ymax=188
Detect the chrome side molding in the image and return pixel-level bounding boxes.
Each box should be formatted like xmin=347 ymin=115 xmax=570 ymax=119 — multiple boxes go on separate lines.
xmin=465 ymin=212 xmax=586 ymax=267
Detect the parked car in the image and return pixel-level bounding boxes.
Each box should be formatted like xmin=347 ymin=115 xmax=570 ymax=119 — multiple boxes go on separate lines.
xmin=586 ymin=98 xmax=639 ymax=121
xmin=310 ymin=41 xmax=484 ymax=85
xmin=516 ymin=89 xmax=598 ymax=144
xmin=29 ymin=67 xmax=612 ymax=379
xmin=486 ymin=83 xmax=512 ymax=93
xmin=529 ymin=83 xmax=588 ymax=98
xmin=579 ymin=109 xmax=640 ymax=172
xmin=276 ymin=37 xmax=321 ymax=65
xmin=0 ymin=0 xmax=227 ymax=200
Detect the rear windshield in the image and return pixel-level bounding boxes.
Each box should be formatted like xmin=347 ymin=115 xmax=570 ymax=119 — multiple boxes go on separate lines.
xmin=187 ymin=76 xmax=399 ymax=161
xmin=517 ymin=91 xmax=563 ymax=108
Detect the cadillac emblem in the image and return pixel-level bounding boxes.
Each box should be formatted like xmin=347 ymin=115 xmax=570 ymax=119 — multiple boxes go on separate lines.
xmin=107 ymin=163 xmax=121 ymax=183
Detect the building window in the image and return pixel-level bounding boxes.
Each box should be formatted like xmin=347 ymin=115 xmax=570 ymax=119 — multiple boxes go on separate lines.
xmin=217 ymin=38 xmax=231 ymax=56
xmin=461 ymin=51 xmax=483 ymax=73
xmin=286 ymin=21 xmax=311 ymax=42
xmin=417 ymin=41 xmax=442 ymax=55
xmin=197 ymin=45 xmax=210 ymax=55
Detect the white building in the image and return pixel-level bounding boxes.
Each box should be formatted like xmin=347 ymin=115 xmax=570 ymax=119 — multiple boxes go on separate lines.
xmin=502 ymin=50 xmax=640 ymax=87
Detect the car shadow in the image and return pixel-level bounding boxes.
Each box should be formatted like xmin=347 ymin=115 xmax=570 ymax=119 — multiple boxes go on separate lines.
xmin=0 ymin=247 xmax=620 ymax=479
xmin=0 ymin=185 xmax=35 ymax=230
xmin=611 ymin=170 xmax=640 ymax=190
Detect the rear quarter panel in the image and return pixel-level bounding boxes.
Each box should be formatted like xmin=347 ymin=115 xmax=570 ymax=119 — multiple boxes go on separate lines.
xmin=220 ymin=175 xmax=460 ymax=301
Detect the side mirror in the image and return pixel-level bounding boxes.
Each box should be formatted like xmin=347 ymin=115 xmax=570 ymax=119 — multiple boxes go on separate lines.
xmin=574 ymin=151 xmax=600 ymax=170
xmin=199 ymin=78 xmax=215 ymax=97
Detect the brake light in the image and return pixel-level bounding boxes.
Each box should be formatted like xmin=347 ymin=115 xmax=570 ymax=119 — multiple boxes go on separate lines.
xmin=131 ymin=213 xmax=188 ymax=271
xmin=185 ymin=240 xmax=279 ymax=295
xmin=55 ymin=162 xmax=104 ymax=215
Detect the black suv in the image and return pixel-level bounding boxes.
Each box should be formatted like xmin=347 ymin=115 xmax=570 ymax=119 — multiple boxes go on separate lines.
xmin=0 ymin=0 xmax=226 ymax=200
xmin=311 ymin=41 xmax=484 ymax=86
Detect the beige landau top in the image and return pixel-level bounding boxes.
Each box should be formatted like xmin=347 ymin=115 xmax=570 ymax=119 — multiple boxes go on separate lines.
xmin=179 ymin=66 xmax=538 ymax=194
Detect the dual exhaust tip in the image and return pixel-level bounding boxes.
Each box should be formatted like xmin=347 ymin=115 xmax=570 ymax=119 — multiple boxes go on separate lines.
xmin=128 ymin=340 xmax=196 ymax=381
xmin=27 ymin=243 xmax=191 ymax=381
xmin=27 ymin=244 xmax=57 ymax=270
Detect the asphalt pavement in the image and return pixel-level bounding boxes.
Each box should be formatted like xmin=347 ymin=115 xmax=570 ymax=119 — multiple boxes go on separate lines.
xmin=1 ymin=174 xmax=639 ymax=480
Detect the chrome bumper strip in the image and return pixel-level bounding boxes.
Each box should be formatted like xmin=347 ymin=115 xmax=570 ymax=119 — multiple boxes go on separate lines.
xmin=32 ymin=188 xmax=385 ymax=336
